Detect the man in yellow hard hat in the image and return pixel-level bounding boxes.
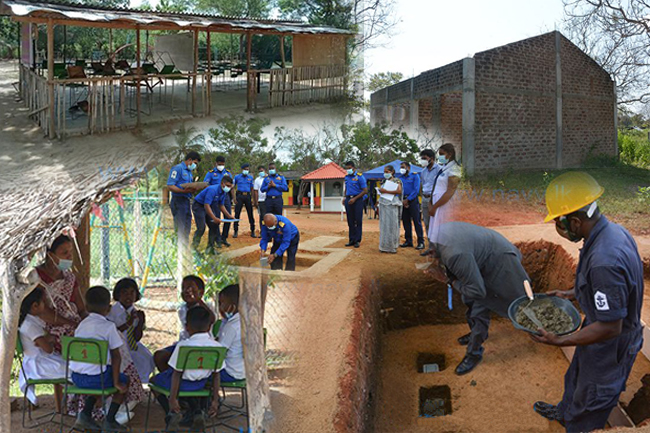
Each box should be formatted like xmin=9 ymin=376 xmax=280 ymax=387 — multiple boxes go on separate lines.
xmin=531 ymin=172 xmax=644 ymax=433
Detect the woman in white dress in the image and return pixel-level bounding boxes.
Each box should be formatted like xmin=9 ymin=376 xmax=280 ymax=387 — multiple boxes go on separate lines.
xmin=18 ymin=287 xmax=67 ymax=408
xmin=377 ymin=164 xmax=403 ymax=253
xmin=107 ymin=278 xmax=155 ymax=384
xmin=427 ymin=143 xmax=462 ymax=244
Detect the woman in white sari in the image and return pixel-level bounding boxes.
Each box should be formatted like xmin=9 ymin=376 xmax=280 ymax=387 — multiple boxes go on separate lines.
xmin=428 ymin=143 xmax=462 ymax=244
xmin=377 ymin=164 xmax=403 ymax=253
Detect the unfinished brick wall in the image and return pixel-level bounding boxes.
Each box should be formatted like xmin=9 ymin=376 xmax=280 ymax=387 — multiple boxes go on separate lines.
xmin=417 ymin=98 xmax=433 ymax=131
xmin=440 ymin=92 xmax=463 ymax=157
xmin=559 ymin=35 xmax=616 ymax=167
xmin=474 ymin=32 xmax=558 ymax=171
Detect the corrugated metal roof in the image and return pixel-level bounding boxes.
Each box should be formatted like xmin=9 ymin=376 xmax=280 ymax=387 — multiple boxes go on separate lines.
xmin=3 ymin=0 xmax=355 ymax=35
xmin=301 ymin=162 xmax=346 ymax=180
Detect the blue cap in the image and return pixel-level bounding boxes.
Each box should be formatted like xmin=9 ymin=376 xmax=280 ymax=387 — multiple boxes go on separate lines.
xmin=241 ymin=163 xmax=250 ymax=169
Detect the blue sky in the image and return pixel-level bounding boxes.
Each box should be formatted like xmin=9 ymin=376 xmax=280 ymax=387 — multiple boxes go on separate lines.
xmin=363 ymin=0 xmax=566 ymax=78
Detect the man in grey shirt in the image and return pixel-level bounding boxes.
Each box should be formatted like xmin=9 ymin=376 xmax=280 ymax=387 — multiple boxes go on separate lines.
xmin=419 ymin=149 xmax=440 ymax=255
xmin=424 ymin=222 xmax=528 ymax=375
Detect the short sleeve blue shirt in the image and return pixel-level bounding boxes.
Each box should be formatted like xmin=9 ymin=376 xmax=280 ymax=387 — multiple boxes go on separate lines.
xmin=195 ymin=184 xmax=226 ymax=207
xmin=167 ymin=162 xmax=194 ymax=199
xmin=204 ymin=168 xmax=233 ymax=186
xmin=397 ymin=171 xmax=421 ymax=201
xmin=344 ymin=172 xmax=367 ymax=197
xmin=234 ymin=174 xmax=254 ymax=193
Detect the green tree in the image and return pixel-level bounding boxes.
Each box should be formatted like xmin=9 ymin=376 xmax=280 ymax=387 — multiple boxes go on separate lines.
xmin=196 ymin=0 xmax=270 ymax=17
xmin=206 ymin=115 xmax=276 ymax=176
xmin=367 ymin=71 xmax=403 ymax=92
xmin=342 ymin=120 xmax=418 ymax=168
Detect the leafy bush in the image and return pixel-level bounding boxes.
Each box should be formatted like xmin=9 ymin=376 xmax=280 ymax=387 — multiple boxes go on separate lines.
xmin=619 ymin=131 xmax=650 ymax=168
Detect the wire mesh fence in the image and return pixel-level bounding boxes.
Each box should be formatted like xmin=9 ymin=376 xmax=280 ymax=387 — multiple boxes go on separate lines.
xmin=88 ymin=189 xmax=297 ymax=369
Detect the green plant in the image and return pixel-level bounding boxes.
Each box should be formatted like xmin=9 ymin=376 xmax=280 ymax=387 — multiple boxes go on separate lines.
xmin=194 ymin=252 xmax=239 ymax=300
xmin=637 ymin=186 xmax=650 ymax=205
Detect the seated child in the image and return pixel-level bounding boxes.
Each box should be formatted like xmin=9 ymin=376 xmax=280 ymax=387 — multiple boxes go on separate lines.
xmin=107 ymin=278 xmax=155 ymax=383
xmin=70 ymin=286 xmax=129 ymax=433
xmin=153 ymin=275 xmax=216 ymax=372
xmin=217 ymin=284 xmax=245 ymax=382
xmin=18 ymin=287 xmax=67 ymax=409
xmin=151 ymin=306 xmax=224 ymax=431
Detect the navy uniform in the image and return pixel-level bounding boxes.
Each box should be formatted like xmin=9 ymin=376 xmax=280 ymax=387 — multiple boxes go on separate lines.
xmin=233 ymin=165 xmax=256 ymax=237
xmin=261 ymin=172 xmax=288 ymax=215
xmin=192 ymin=184 xmax=227 ymax=251
xmin=260 ymin=215 xmax=300 ymax=271
xmin=204 ymin=167 xmax=234 ymax=245
xmin=397 ymin=169 xmax=424 ymax=247
xmin=556 ymin=216 xmax=643 ymax=432
xmin=344 ymin=170 xmax=368 ymax=245
xmin=167 ymin=162 xmax=194 ymax=245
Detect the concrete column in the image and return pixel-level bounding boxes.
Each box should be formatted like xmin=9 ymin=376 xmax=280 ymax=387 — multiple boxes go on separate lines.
xmin=320 ymin=182 xmax=325 ymax=212
xmin=410 ymin=78 xmax=418 ymax=134
xmin=461 ymin=57 xmax=476 ymax=176
xmin=310 ymin=182 xmax=314 ymax=212
xmin=555 ymin=31 xmax=563 ymax=169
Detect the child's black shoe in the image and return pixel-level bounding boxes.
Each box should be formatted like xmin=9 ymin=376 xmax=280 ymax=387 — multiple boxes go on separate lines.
xmin=73 ymin=412 xmax=101 ymax=431
xmin=166 ymin=412 xmax=182 ymax=431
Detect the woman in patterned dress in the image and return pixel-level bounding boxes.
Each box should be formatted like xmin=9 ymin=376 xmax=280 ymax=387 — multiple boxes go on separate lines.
xmin=377 ymin=164 xmax=403 ymax=253
xmin=37 ymin=235 xmax=145 ymax=419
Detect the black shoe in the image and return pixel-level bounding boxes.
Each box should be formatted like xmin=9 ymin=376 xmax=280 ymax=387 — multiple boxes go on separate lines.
xmin=191 ymin=411 xmax=206 ymax=431
xmin=179 ymin=410 xmax=194 ymax=427
xmin=415 ymin=243 xmax=425 ymax=250
xmin=455 ymin=354 xmax=483 ymax=375
xmin=216 ymin=242 xmax=223 ymax=249
xmin=533 ymin=401 xmax=564 ymax=425
xmin=420 ymin=250 xmax=431 ymax=257
xmin=354 ymin=242 xmax=360 ymax=248
xmin=222 ymin=240 xmax=231 ymax=247
xmin=233 ymin=231 xmax=238 ymax=238
xmin=251 ymin=231 xmax=257 ymax=238
xmin=399 ymin=242 xmax=413 ymax=248
xmin=73 ymin=413 xmax=101 ymax=431
xmin=166 ymin=412 xmax=182 ymax=431
xmin=457 ymin=333 xmax=471 ymax=346
xmin=345 ymin=242 xmax=354 ymax=247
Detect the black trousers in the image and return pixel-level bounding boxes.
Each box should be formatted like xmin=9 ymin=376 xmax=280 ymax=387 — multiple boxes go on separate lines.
xmin=234 ymin=192 xmax=255 ymax=233
xmin=402 ymin=199 xmax=424 ymax=245
xmin=265 ymin=195 xmax=283 ymax=215
xmin=270 ymin=232 xmax=300 ymax=271
xmin=258 ymin=201 xmax=267 ymax=231
xmin=221 ymin=194 xmax=232 ymax=240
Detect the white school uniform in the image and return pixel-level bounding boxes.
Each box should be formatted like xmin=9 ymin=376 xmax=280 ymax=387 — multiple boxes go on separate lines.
xmin=18 ymin=314 xmax=68 ymax=405
xmin=107 ymin=303 xmax=155 ymax=384
xmin=254 ymin=176 xmax=267 ymax=202
xmin=169 ymin=332 xmax=225 ymax=381
xmin=70 ymin=313 xmax=123 ymax=376
xmin=177 ymin=302 xmax=216 ymax=341
xmin=428 ymin=160 xmax=462 ymax=244
xmin=217 ymin=313 xmax=245 ymax=380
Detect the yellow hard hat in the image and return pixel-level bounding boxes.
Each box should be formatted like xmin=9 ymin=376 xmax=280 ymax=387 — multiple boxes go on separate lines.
xmin=544 ymin=172 xmax=604 ymax=223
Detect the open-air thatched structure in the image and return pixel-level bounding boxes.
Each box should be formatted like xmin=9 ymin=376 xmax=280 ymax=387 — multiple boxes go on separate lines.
xmin=0 ymin=134 xmax=158 ymax=432
xmin=1 ymin=0 xmax=354 ymax=139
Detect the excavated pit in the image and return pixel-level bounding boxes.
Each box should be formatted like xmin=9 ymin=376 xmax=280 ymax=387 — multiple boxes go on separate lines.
xmin=419 ymin=385 xmax=452 ymax=417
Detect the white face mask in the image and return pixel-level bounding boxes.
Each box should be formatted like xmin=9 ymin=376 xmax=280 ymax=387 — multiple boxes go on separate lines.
xmin=420 ymin=159 xmax=429 ymax=167
xmin=383 ymin=173 xmax=392 ymax=179
xmin=399 ymin=168 xmax=407 ymax=175
xmin=242 ymin=170 xmax=249 ymax=175
xmin=49 ymin=253 xmax=73 ymax=271
xmin=258 ymin=172 xmax=265 ymax=177
xmin=217 ymin=165 xmax=225 ymax=172
xmin=223 ymin=186 xmax=231 ymax=193
xmin=347 ymin=169 xmax=354 ymax=175
xmin=267 ymin=225 xmax=276 ymax=230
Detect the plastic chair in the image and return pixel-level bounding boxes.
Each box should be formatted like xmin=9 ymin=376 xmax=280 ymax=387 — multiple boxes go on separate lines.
xmin=59 ymin=336 xmax=130 ymax=433
xmin=16 ymin=334 xmax=69 ymax=429
xmin=145 ymin=345 xmax=227 ymax=433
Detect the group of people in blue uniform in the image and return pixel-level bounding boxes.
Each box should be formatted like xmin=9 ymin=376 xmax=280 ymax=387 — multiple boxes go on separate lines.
xmin=167 ymin=152 xmax=299 ymax=270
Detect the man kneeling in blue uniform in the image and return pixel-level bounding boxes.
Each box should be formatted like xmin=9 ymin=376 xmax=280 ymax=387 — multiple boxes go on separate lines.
xmin=259 ymin=214 xmax=300 ymax=271
xmin=532 ymin=172 xmax=644 ymax=433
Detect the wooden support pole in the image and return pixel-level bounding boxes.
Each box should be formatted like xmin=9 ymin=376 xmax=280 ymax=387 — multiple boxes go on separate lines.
xmin=239 ymin=271 xmax=273 ymax=432
xmin=47 ymin=19 xmax=54 ymax=139
xmin=192 ymin=29 xmax=198 ymax=116
xmin=136 ymin=26 xmax=141 ymax=127
xmin=72 ymin=212 xmax=91 ymax=291
xmin=246 ymin=32 xmax=253 ymax=112
xmin=206 ymin=30 xmax=212 ymax=116
xmin=279 ymin=34 xmax=286 ymax=68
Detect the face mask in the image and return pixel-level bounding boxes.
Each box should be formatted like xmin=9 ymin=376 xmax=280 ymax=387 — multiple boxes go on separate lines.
xmin=420 ymin=159 xmax=429 ymax=167
xmin=399 ymin=168 xmax=407 ymax=175
xmin=347 ymin=169 xmax=354 ymax=175
xmin=217 ymin=165 xmax=225 ymax=172
xmin=438 ymin=155 xmax=448 ymax=165
xmin=243 ymin=170 xmax=249 ymax=176
xmin=50 ymin=253 xmax=73 ymax=271
xmin=269 ymin=169 xmax=276 ymax=175
xmin=225 ymin=311 xmax=235 ymax=320
xmin=267 ymin=225 xmax=276 ymax=230
xmin=223 ymin=186 xmax=231 ymax=193
xmin=383 ymin=173 xmax=392 ymax=179
xmin=259 ymin=172 xmax=265 ymax=177
xmin=188 ymin=162 xmax=197 ymax=171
